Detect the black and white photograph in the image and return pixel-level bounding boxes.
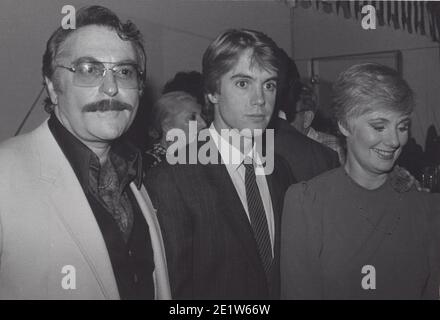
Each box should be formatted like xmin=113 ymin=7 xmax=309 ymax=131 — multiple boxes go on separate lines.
xmin=0 ymin=0 xmax=440 ymax=310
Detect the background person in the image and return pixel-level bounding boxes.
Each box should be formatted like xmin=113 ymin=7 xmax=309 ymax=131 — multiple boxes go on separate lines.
xmin=162 ymin=70 xmax=205 ymax=107
xmin=144 ymin=91 xmax=206 ymax=168
xmin=274 ymin=52 xmax=340 ymax=182
xmin=287 ymin=82 xmax=345 ymax=164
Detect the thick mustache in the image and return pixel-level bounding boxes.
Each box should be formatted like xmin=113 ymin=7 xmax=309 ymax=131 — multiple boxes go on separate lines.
xmin=83 ymin=100 xmax=133 ymax=112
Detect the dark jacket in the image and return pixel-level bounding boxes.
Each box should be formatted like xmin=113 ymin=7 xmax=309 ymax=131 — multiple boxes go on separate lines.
xmin=274 ymin=118 xmax=340 ymax=182
xmin=146 ymin=140 xmax=293 ymax=299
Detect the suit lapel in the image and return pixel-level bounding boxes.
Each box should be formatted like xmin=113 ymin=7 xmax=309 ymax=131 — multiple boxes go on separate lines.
xmin=265 ymin=166 xmax=282 ymax=257
xmin=204 ymin=162 xmax=267 ymax=280
xmin=266 ymin=165 xmax=284 ymax=226
xmin=34 ymin=121 xmax=119 ymax=299
xmin=130 ymin=184 xmax=171 ymax=300
xmin=262 ymin=158 xmax=290 ymax=297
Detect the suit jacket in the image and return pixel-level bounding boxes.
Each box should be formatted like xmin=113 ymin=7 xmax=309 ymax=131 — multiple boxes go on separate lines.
xmin=0 ymin=120 xmax=171 ymax=299
xmin=275 ymin=118 xmax=340 ymax=181
xmin=146 ymin=142 xmax=293 ymax=300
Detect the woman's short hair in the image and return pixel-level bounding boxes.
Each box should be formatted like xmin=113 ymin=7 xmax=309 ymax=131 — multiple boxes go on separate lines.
xmin=332 ymin=63 xmax=414 ymax=129
xmin=202 ymin=28 xmax=282 ymax=114
xmin=150 ymin=91 xmax=199 ymax=141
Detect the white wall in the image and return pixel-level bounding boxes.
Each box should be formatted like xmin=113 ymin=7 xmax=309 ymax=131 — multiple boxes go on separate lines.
xmin=291 ymin=4 xmax=440 ymax=146
xmin=0 ymin=0 xmax=292 ymax=142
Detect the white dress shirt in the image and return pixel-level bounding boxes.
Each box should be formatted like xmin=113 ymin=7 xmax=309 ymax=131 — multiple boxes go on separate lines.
xmin=208 ymin=124 xmax=275 ymax=254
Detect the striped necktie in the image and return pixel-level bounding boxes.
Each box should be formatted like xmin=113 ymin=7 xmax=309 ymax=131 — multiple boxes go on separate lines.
xmin=243 ymin=162 xmax=273 ymax=277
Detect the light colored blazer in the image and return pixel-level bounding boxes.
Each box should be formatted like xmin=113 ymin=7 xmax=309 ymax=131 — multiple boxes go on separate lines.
xmin=0 ymin=120 xmax=171 ymax=299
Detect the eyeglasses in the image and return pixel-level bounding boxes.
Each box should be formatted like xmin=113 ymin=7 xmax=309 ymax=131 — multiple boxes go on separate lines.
xmin=56 ymin=60 xmax=143 ymax=89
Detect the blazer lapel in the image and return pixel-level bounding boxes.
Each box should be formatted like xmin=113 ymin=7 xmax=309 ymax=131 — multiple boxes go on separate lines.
xmin=35 ymin=120 xmax=119 ymax=299
xmin=265 ymin=160 xmax=290 ymax=255
xmin=261 ymin=159 xmax=290 ymax=298
xmin=205 ymin=163 xmax=267 ymax=280
xmin=266 ymin=169 xmax=282 ymax=232
xmin=130 ymin=183 xmax=171 ymax=300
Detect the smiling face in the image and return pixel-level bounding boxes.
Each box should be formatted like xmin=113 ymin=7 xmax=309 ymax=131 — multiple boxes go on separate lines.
xmin=208 ymin=49 xmax=278 ymax=136
xmin=341 ymin=108 xmax=411 ymax=182
xmin=45 ymin=25 xmax=141 ymax=148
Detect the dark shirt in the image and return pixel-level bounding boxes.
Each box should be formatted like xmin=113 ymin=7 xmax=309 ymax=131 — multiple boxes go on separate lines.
xmin=48 ymin=114 xmax=155 ymax=300
xmin=281 ymin=167 xmax=440 ymax=299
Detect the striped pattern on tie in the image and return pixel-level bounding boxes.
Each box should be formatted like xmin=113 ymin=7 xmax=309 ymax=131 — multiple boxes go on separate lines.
xmin=244 ymin=162 xmax=273 ymax=277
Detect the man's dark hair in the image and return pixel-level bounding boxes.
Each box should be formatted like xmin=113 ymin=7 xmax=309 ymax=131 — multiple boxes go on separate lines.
xmin=275 ymin=49 xmax=301 ymax=122
xmin=162 ymin=71 xmax=204 ymax=106
xmin=282 ymin=82 xmax=317 ymax=123
xmin=42 ymin=5 xmax=146 ymax=112
xmin=202 ymin=28 xmax=283 ymax=123
xmin=202 ymin=28 xmax=282 ymax=96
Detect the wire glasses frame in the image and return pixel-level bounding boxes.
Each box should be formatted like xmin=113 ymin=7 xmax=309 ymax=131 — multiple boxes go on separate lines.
xmin=56 ymin=60 xmax=144 ymax=89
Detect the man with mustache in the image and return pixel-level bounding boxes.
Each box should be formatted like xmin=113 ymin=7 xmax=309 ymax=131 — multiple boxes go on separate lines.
xmin=82 ymin=99 xmax=134 ymax=113
xmin=0 ymin=6 xmax=170 ymax=299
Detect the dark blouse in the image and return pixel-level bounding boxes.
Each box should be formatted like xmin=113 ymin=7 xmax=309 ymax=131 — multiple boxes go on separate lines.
xmin=281 ymin=167 xmax=440 ymax=300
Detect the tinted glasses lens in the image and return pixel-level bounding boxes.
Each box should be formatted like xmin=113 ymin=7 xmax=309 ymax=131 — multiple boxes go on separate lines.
xmin=72 ymin=62 xmax=140 ymax=89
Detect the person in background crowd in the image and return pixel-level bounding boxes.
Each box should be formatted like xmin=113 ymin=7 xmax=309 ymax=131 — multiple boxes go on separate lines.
xmin=287 ymin=82 xmax=345 ymax=164
xmin=162 ymin=70 xmax=205 ymax=107
xmin=274 ymin=52 xmax=340 ymax=182
xmin=162 ymin=70 xmax=214 ymax=125
xmin=144 ymin=91 xmax=206 ymax=168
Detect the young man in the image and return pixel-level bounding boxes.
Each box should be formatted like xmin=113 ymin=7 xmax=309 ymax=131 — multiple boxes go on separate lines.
xmin=147 ymin=29 xmax=293 ymax=299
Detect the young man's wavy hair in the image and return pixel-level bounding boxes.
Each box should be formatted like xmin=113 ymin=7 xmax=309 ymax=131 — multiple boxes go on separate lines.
xmin=202 ymin=28 xmax=283 ymax=122
xmin=42 ymin=5 xmax=147 ymax=112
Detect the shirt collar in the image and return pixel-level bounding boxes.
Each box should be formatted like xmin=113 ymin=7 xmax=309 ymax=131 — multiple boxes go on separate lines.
xmin=278 ymin=110 xmax=287 ymax=120
xmin=307 ymin=126 xmax=319 ymax=141
xmin=208 ymin=123 xmax=265 ymax=171
xmin=48 ymin=113 xmax=143 ymax=191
